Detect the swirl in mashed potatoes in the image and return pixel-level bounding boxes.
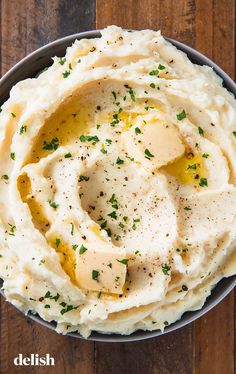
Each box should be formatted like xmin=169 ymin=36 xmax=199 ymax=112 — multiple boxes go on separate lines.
xmin=0 ymin=26 xmax=236 ymax=337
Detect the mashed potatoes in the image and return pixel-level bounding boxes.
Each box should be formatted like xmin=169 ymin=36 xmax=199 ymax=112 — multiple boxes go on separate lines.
xmin=0 ymin=26 xmax=236 ymax=338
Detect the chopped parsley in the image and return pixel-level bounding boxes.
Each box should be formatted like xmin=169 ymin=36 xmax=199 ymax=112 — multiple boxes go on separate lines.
xmin=92 ymin=270 xmax=100 ymax=281
xmin=110 ymin=109 xmax=122 ymax=126
xmin=150 ymin=83 xmax=155 ymax=88
xmin=198 ymin=127 xmax=204 ymax=136
xmin=105 ymin=228 xmax=112 ymax=237
xmin=79 ymin=175 xmax=90 ymax=182
xmin=10 ymin=152 xmax=15 ymax=160
xmin=202 ymin=153 xmax=209 ymax=158
xmin=100 ymin=148 xmax=107 ymax=154
xmin=19 ymin=125 xmax=27 ymax=134
xmin=64 ymin=152 xmax=72 ymax=158
xmin=48 ymin=199 xmax=59 ymax=209
xmin=62 ymin=70 xmax=71 ymax=78
xmin=117 ymin=258 xmax=129 ymax=265
xmin=79 ymin=244 xmax=87 ymax=255
xmin=58 ymin=57 xmax=66 ymax=65
xmin=162 ymin=263 xmax=171 ymax=275
xmin=8 ymin=223 xmax=16 ymax=236
xmin=44 ymin=304 xmax=50 ymax=309
xmin=135 ymin=127 xmax=141 ymax=135
xmin=72 ymin=244 xmax=78 ymax=250
xmin=116 ymin=156 xmax=124 ymax=165
xmin=70 ymin=223 xmax=74 ymax=235
xmin=176 ymin=110 xmax=186 ymax=121
xmin=112 ymin=91 xmax=117 ymax=100
xmin=233 ymin=131 xmax=236 ymax=138
xmin=100 ymin=220 xmax=107 ymax=229
xmin=97 ymin=291 xmax=102 ymax=299
xmin=108 ymin=211 xmax=117 ymax=219
xmin=38 ymin=259 xmax=45 ymax=266
xmin=184 ymin=206 xmax=192 ymax=211
xmin=79 ymin=134 xmax=99 ymax=145
xmin=199 ymin=177 xmax=208 ymax=187
xmin=1 ymin=174 xmax=9 ymax=180
xmin=144 ymin=148 xmax=154 ymax=160
xmin=11 ymin=112 xmax=16 ymax=118
xmin=60 ymin=304 xmax=76 ymax=315
xmin=124 ymin=85 xmax=136 ymax=101
xmin=149 ymin=69 xmax=159 ymax=76
xmin=44 ymin=291 xmax=52 ymax=299
xmin=158 ymin=64 xmax=165 ymax=70
xmin=42 ymin=137 xmax=59 ymax=151
xmin=55 ymin=238 xmax=61 ymax=248
xmin=187 ymin=163 xmax=197 ymax=170
xmin=106 ymin=139 xmax=112 ymax=145
xmin=109 ymin=193 xmax=117 ymax=204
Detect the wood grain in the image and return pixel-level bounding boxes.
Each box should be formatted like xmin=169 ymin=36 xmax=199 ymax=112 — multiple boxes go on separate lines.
xmin=0 ymin=1 xmax=235 ymax=373
xmin=194 ymin=1 xmax=235 ymax=373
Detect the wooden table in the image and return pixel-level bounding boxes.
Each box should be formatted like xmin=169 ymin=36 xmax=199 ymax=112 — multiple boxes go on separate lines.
xmin=0 ymin=1 xmax=235 ymax=373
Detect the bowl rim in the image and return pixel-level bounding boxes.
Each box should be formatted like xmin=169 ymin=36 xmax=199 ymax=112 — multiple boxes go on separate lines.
xmin=0 ymin=29 xmax=235 ymax=343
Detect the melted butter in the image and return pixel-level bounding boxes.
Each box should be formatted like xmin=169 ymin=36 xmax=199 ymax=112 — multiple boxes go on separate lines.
xmin=27 ymin=94 xmax=96 ymax=163
xmin=119 ymin=111 xmax=139 ymax=130
xmin=90 ymin=224 xmax=107 ymax=241
xmin=163 ymin=153 xmax=207 ymax=186
xmin=17 ymin=173 xmax=50 ymax=233
xmin=49 ymin=236 xmax=76 ymax=283
xmin=114 ymin=105 xmax=164 ymax=132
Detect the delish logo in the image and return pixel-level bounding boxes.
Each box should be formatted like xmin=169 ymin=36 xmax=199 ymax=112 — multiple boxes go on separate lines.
xmin=14 ymin=353 xmax=55 ymax=366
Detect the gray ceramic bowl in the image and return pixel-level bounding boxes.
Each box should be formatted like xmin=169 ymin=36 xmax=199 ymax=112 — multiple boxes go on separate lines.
xmin=0 ymin=30 xmax=235 ymax=342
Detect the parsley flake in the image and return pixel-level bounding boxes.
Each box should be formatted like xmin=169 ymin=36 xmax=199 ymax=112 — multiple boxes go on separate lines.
xmin=162 ymin=263 xmax=171 ymax=275
xmin=176 ymin=110 xmax=186 ymax=121
xmin=58 ymin=57 xmax=66 ymax=65
xmin=79 ymin=175 xmax=90 ymax=182
xmin=80 ymin=134 xmax=99 ymax=145
xmin=64 ymin=152 xmax=72 ymax=158
xmin=117 ymin=258 xmax=129 ymax=265
xmin=92 ymin=270 xmax=100 ymax=281
xmin=19 ymin=125 xmax=27 ymax=134
xmin=43 ymin=137 xmax=59 ymax=151
xmin=48 ymin=199 xmax=59 ymax=210
xmin=198 ymin=127 xmax=204 ymax=136
xmin=199 ymin=177 xmax=208 ymax=187
xmin=79 ymin=244 xmax=87 ymax=255
xmin=144 ymin=148 xmax=154 ymax=160
xmin=62 ymin=70 xmax=71 ymax=78
xmin=108 ymin=211 xmax=117 ymax=219
xmin=116 ymin=157 xmax=124 ymax=165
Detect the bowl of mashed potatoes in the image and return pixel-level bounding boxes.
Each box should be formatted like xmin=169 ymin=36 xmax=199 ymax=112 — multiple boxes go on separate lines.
xmin=0 ymin=26 xmax=235 ymax=342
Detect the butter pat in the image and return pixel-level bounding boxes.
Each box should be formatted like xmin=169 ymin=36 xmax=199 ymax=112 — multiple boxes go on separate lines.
xmin=76 ymin=244 xmax=127 ymax=294
xmin=123 ymin=121 xmax=185 ymax=171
